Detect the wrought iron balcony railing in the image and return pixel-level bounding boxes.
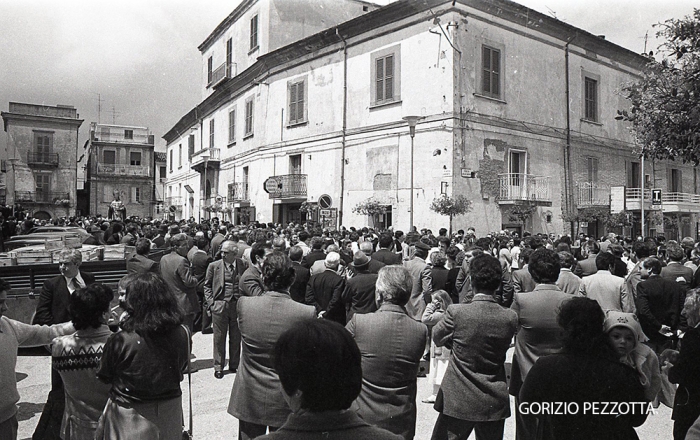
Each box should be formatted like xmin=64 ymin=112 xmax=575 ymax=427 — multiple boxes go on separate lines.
xmin=27 ymin=152 xmax=59 ymax=167
xmin=265 ymin=174 xmax=307 ymax=199
xmin=498 ymin=173 xmax=550 ymax=202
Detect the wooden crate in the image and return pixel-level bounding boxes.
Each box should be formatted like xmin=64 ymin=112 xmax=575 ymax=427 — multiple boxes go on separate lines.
xmin=12 ymin=250 xmax=54 ymax=265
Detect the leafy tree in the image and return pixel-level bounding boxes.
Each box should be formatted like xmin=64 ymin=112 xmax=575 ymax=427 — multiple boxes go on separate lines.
xmin=506 ymin=202 xmax=537 ymax=229
xmin=429 ymin=195 xmax=473 ymax=234
xmin=617 ymin=9 xmax=700 ymax=164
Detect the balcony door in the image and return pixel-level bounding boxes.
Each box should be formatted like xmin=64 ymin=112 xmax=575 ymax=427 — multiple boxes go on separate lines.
xmin=508 ymin=150 xmax=526 ymax=200
xmin=35 ymin=133 xmax=52 ymax=163
xmin=289 ymin=154 xmax=302 ymax=175
xmin=35 ymin=173 xmax=50 ymax=202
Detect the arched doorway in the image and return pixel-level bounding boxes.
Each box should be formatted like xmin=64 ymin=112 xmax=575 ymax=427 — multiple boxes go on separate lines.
xmin=33 ymin=210 xmax=52 ymax=221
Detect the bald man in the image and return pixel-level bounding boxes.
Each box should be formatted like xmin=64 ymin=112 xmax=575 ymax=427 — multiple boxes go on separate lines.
xmin=305 ymin=252 xmax=347 ymax=325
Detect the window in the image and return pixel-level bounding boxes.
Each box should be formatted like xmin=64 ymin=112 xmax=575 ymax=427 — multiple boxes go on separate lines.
xmin=482 ymin=46 xmax=501 ymax=98
xmin=290 ymin=154 xmax=302 ymax=174
xmin=586 ymin=157 xmax=599 ymax=182
xmin=226 ymin=38 xmax=233 ymax=77
xmin=130 ymin=151 xmax=141 ymax=166
xmin=288 ymin=79 xmax=307 ymax=125
xmin=160 ymin=166 xmax=166 ymax=180
xmin=35 ymin=173 xmax=50 ymax=203
xmin=250 ymin=15 xmax=258 ymax=51
xmin=207 ymin=56 xmax=213 ymax=84
xmin=169 ymin=150 xmax=173 ymax=172
xmin=103 ymin=150 xmax=116 ymax=165
xmin=188 ymin=134 xmax=195 ymax=157
xmin=124 ymin=130 xmax=133 ymax=140
xmin=178 ymin=144 xmax=182 ymax=168
xmin=228 ymin=109 xmax=236 ymax=144
xmin=34 ymin=132 xmax=53 ymax=162
xmin=132 ymin=187 xmax=141 ymax=203
xmin=244 ymin=97 xmax=254 ymax=137
xmin=209 ymin=119 xmax=215 ymax=148
xmin=584 ymin=77 xmax=598 ymax=121
xmin=370 ymin=46 xmax=401 ymax=106
xmin=103 ymin=185 xmax=114 ymax=203
xmin=670 ymin=168 xmax=682 ymax=193
xmin=228 ymin=182 xmax=236 ymax=200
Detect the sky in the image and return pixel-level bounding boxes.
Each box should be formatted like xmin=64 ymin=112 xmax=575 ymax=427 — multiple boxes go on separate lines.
xmin=0 ymin=0 xmax=696 ymax=156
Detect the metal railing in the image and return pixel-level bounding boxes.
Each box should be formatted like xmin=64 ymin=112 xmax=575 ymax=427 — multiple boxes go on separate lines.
xmin=577 ymin=182 xmax=609 ymax=206
xmin=191 ymin=148 xmax=220 ymax=169
xmin=95 ymin=131 xmax=152 ymax=144
xmin=498 ymin=173 xmax=550 ymax=202
xmin=662 ymin=192 xmax=700 ymax=204
xmin=207 ymin=62 xmax=235 ymax=87
xmin=625 ymin=188 xmax=652 ymax=200
xmin=96 ymin=164 xmax=151 ymax=177
xmin=229 ymin=182 xmax=250 ymax=202
xmin=27 ymin=152 xmax=59 ymax=167
xmin=15 ymin=191 xmax=69 ymax=204
xmin=266 ymin=174 xmax=307 ymax=199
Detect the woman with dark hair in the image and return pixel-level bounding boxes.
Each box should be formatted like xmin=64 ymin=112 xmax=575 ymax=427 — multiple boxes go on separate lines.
xmin=96 ymin=273 xmax=189 ymax=439
xmin=52 ymin=284 xmax=113 ymax=440
xmin=520 ymin=297 xmax=648 ymax=439
xmin=228 ymin=251 xmax=316 ymax=440
xmin=256 ymin=319 xmax=402 ymax=439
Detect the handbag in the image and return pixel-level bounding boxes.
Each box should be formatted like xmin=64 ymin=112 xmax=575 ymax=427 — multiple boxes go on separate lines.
xmin=182 ymin=324 xmax=194 ymax=440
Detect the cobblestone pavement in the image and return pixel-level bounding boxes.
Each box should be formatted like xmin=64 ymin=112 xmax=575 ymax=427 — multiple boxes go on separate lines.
xmin=16 ymin=331 xmax=672 ymax=439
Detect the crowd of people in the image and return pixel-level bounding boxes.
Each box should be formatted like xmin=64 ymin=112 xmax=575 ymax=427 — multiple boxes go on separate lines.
xmin=3 ymin=213 xmax=700 ymax=439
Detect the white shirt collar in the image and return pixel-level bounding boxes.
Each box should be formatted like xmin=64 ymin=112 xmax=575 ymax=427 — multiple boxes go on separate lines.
xmin=64 ymin=272 xmax=86 ymax=294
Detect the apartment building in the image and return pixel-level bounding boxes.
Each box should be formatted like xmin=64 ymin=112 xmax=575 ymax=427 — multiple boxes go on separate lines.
xmin=163 ymin=0 xmax=699 ymax=238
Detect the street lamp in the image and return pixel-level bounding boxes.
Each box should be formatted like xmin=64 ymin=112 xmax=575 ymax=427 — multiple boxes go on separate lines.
xmin=403 ymin=115 xmax=424 ymax=232
xmin=200 ymin=151 xmax=210 ymax=222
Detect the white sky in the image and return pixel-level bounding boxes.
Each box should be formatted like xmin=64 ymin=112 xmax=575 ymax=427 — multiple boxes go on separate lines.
xmin=0 ymin=0 xmax=696 ymax=155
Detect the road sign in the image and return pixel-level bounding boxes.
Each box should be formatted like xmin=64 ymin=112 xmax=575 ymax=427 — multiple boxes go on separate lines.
xmin=652 ymin=189 xmax=662 ymax=205
xmin=318 ymin=194 xmax=332 ymax=209
xmin=263 ymin=177 xmax=281 ymax=194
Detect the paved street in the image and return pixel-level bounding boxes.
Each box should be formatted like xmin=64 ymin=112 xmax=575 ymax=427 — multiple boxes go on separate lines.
xmin=16 ymin=331 xmax=673 ymax=439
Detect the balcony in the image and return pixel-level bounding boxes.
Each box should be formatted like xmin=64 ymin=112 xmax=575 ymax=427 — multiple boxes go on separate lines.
xmin=96 ymin=163 xmax=151 ymax=177
xmin=264 ymin=174 xmax=307 ymax=199
xmin=625 ymin=188 xmax=652 ymax=211
xmin=94 ymin=130 xmax=153 ymax=144
xmin=577 ymin=182 xmax=610 ymax=207
xmin=207 ymin=62 xmax=235 ymax=88
xmin=191 ymin=148 xmax=220 ymax=173
xmin=498 ymin=174 xmax=551 ymax=204
xmin=229 ymin=182 xmax=250 ymax=202
xmin=15 ymin=191 xmax=69 ymax=204
xmin=166 ymin=196 xmax=183 ymax=212
xmin=27 ymin=152 xmax=59 ymax=167
xmin=662 ymin=192 xmax=700 ymax=213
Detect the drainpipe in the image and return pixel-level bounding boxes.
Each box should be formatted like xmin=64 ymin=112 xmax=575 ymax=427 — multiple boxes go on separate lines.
xmin=564 ymin=34 xmax=577 ymax=235
xmin=337 ymin=27 xmax=348 ymax=228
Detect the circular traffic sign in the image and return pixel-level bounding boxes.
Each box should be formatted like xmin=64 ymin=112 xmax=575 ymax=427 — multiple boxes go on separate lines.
xmin=318 ymin=194 xmax=332 ymax=209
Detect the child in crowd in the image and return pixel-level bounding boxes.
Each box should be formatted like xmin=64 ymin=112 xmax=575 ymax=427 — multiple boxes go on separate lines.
xmin=421 ymin=289 xmax=453 ymax=403
xmin=604 ymin=311 xmax=662 ymax=402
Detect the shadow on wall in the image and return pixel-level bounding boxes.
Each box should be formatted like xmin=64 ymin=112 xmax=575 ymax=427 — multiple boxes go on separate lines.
xmin=17 ymin=402 xmax=44 ymax=422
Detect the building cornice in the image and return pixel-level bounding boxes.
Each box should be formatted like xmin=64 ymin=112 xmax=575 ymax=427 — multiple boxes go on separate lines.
xmin=2 ymin=111 xmax=84 ymax=131
xmin=199 ymin=0 xmax=259 ymax=53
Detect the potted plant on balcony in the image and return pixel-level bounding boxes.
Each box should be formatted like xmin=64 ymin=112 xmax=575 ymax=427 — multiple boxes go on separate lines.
xmin=352 ymin=198 xmax=389 ymax=228
xmin=429 ymin=194 xmax=472 ymax=234
xmin=54 ymin=198 xmax=70 ymax=207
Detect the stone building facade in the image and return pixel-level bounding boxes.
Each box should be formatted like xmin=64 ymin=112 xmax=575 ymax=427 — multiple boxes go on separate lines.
xmin=163 ymin=0 xmax=700 ymax=238
xmin=1 ymin=102 xmax=83 ymax=220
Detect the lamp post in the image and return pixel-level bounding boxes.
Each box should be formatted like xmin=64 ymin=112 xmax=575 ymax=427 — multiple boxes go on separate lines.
xmin=403 ymin=116 xmax=424 ymax=232
xmin=200 ymin=151 xmax=210 ymax=222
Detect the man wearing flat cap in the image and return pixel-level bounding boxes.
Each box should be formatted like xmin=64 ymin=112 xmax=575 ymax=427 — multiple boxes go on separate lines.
xmin=341 ymin=251 xmax=379 ymax=321
xmin=306 ymin=252 xmax=346 ymax=325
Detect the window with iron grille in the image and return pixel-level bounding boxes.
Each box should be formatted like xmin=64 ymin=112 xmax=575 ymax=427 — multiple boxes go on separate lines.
xmin=228 ymin=109 xmax=236 ymax=144
xmin=584 ymin=77 xmax=598 ymax=122
xmin=482 ymin=46 xmax=501 ymax=98
xmin=245 ymin=97 xmax=254 ymax=137
xmin=250 ymin=15 xmax=258 ymax=51
xmin=288 ymin=79 xmax=307 ymax=125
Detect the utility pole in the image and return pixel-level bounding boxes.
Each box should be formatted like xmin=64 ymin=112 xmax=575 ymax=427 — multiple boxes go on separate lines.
xmin=109 ymin=106 xmax=121 ymax=124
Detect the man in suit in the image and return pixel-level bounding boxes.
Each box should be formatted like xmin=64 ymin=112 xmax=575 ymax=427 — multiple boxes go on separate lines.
xmin=288 ymin=245 xmax=309 ymax=303
xmin=510 ymin=248 xmax=571 ymax=440
xmin=33 ymin=248 xmax=95 ymax=440
xmin=346 ymin=266 xmax=427 ymax=440
xmin=359 ymin=241 xmax=386 ymax=274
xmin=210 ymin=225 xmax=228 ymax=259
xmin=661 ymin=242 xmax=694 ymax=286
xmin=579 ymin=252 xmax=634 ymax=313
xmin=159 ymin=233 xmax=199 ymax=331
xmin=306 ymin=252 xmax=346 ymax=324
xmin=126 ymin=238 xmax=158 ymax=275
xmin=512 ymin=248 xmax=536 ymax=294
xmin=342 ymin=251 xmax=379 ymax=321
xmin=191 ymin=236 xmax=213 ymax=334
xmin=626 ymin=240 xmax=655 ymax=299
xmin=238 ymin=240 xmax=271 ymax=298
xmin=555 ymin=251 xmax=581 ymax=295
xmin=637 ymin=257 xmax=686 ymax=354
xmin=204 ymin=241 xmax=246 ymax=378
xmin=301 ymin=236 xmax=326 ymax=269
xmin=373 ymin=232 xmax=402 ymax=265
xmin=432 ymin=254 xmax=518 ymax=439
xmin=228 ymin=252 xmax=316 ymax=440
xmin=404 ymin=242 xmax=432 ymax=321
xmin=575 ymin=239 xmax=600 ymax=277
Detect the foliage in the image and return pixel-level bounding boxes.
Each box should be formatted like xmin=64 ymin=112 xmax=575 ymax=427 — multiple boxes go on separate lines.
xmin=604 ymin=211 xmax=632 ymax=229
xmin=298 ymin=201 xmax=316 ymax=214
xmin=647 ymin=211 xmax=664 ymax=226
xmin=204 ymin=202 xmax=225 ymax=213
xmin=54 ymin=199 xmax=70 ymax=207
xmin=561 ymin=207 xmax=611 ymax=224
xmin=617 ymin=9 xmax=700 ymax=164
xmin=352 ymin=198 xmax=389 ymax=217
xmin=429 ymin=195 xmax=472 ymax=217
xmin=506 ymin=202 xmax=537 ymax=225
